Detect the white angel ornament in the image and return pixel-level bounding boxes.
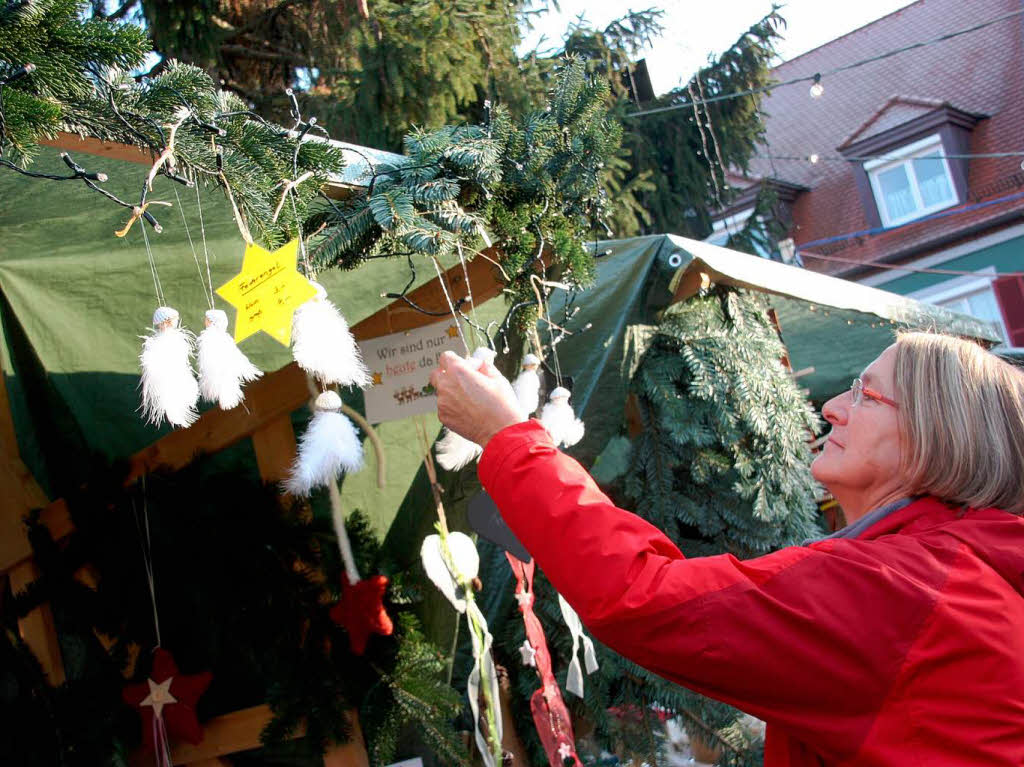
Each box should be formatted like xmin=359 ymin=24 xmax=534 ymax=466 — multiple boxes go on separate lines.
xmin=139 ymin=306 xmax=199 ymax=428
xmin=539 ymin=386 xmax=585 ymax=448
xmin=197 ymin=308 xmax=262 ymax=410
xmin=511 ymin=353 xmax=541 ymax=418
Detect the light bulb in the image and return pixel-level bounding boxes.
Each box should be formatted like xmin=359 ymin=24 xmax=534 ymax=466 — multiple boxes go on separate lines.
xmin=809 ymin=74 xmax=824 ymax=99
xmin=809 ymin=153 xmax=820 ymax=164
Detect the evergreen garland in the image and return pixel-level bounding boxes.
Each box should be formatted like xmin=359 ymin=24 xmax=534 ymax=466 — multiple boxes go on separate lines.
xmin=2 ymin=457 xmax=468 ymax=766
xmin=312 ymin=56 xmax=618 ymax=322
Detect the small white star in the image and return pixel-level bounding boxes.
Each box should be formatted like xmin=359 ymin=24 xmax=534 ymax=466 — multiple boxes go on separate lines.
xmin=140 ymin=676 xmax=177 ymax=718
xmin=515 ymin=591 xmax=533 ymax=608
xmin=557 ymin=741 xmax=574 ymax=761
xmin=518 ymin=640 xmax=537 ymax=667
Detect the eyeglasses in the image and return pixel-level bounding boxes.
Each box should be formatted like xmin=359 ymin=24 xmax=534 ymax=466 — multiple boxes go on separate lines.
xmin=850 ymin=378 xmax=899 ymax=408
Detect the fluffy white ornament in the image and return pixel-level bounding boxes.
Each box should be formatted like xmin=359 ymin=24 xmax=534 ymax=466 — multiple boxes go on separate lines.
xmin=420 ymin=531 xmax=480 ymax=613
xmin=197 ymin=309 xmax=262 ymax=410
xmin=435 ymin=346 xmax=502 ymax=471
xmin=291 ymin=281 xmax=371 ymax=388
xmin=539 ymin=386 xmax=585 ymax=448
xmin=139 ymin=306 xmax=199 ymax=428
xmin=511 ymin=352 xmax=541 ymax=418
xmin=285 ymin=390 xmax=363 ymax=495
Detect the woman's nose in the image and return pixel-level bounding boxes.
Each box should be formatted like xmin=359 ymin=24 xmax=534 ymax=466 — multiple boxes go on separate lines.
xmin=821 ymin=393 xmax=848 ymax=426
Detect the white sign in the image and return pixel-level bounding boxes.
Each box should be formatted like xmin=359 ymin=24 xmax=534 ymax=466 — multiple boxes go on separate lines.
xmin=359 ymin=319 xmax=465 ymax=423
xmin=383 ymin=759 xmax=424 ymax=767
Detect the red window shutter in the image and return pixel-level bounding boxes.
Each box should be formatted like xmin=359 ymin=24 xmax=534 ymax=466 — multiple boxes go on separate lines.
xmin=992 ymin=275 xmax=1024 ymax=347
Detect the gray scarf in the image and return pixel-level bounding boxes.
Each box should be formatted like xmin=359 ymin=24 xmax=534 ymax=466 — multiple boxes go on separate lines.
xmin=803 ymin=497 xmax=915 ymax=546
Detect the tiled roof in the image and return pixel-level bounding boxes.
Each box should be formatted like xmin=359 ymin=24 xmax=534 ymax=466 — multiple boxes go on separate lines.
xmin=736 ymin=0 xmax=1024 ymax=275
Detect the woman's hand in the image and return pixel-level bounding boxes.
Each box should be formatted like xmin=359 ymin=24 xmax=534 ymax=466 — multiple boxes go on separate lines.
xmin=430 ymin=351 xmax=525 ymax=447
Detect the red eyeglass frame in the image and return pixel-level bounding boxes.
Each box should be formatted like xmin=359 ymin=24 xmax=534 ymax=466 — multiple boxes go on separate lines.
xmin=852 ymin=378 xmax=899 ymax=408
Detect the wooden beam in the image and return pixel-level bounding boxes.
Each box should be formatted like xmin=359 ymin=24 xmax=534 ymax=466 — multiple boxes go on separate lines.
xmin=127 ymin=362 xmax=311 ymax=482
xmin=127 ymin=704 xmax=368 ymax=766
xmin=9 ymin=560 xmax=65 ymax=685
xmin=40 ymin=133 xmax=153 ymax=165
xmin=125 ymin=704 xmax=289 ymax=765
xmin=251 ymin=413 xmax=299 ymax=483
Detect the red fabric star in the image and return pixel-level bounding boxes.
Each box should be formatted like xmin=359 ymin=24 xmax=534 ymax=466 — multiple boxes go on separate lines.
xmin=123 ymin=647 xmax=212 ymax=748
xmin=329 ymin=574 xmax=394 ymax=654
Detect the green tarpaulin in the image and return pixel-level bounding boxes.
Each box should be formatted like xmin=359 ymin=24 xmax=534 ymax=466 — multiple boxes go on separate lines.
xmin=0 ymin=149 xmax=997 ymax=547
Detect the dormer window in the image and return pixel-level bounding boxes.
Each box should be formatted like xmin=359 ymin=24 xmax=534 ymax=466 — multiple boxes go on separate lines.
xmin=837 ymin=99 xmax=983 ymax=230
xmin=864 ymin=135 xmax=957 ymax=226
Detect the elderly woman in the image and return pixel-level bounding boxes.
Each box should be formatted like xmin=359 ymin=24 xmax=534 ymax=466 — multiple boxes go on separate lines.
xmin=430 ymin=332 xmax=1024 ymax=767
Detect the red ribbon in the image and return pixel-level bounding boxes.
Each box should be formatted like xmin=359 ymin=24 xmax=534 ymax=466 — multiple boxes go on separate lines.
xmin=506 ymin=553 xmax=581 ymax=767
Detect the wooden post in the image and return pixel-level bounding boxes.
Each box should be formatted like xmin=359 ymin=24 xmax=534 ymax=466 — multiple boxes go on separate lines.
xmin=251 ymin=414 xmax=299 ymax=483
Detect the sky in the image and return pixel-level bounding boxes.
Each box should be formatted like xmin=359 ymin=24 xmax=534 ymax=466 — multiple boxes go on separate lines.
xmin=520 ymin=0 xmax=919 ymax=96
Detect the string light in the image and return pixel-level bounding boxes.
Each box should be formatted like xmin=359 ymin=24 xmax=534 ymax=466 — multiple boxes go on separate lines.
xmin=809 ymin=74 xmax=824 ymax=99
xmin=623 ymin=7 xmax=1024 ymax=120
xmin=808 ymin=153 xmax=820 ymax=164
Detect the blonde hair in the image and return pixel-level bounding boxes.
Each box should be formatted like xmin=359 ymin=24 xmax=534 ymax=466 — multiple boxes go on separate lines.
xmin=893 ymin=331 xmax=1024 ymax=513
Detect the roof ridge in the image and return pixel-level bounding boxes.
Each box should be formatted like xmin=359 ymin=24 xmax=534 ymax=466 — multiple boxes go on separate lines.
xmin=771 ymin=0 xmax=923 ymax=72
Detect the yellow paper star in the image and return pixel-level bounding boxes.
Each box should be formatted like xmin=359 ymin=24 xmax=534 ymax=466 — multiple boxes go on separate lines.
xmin=446 ymin=324 xmax=459 ymax=338
xmin=372 ymin=371 xmax=384 ymax=386
xmin=215 ymin=239 xmax=318 ymax=346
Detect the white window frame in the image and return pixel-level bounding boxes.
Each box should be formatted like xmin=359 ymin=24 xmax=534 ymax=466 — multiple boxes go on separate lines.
xmin=908 ymin=267 xmax=1012 ymax=346
xmin=864 ymin=134 xmax=958 ymax=227
xmin=705 ymin=207 xmax=774 ymax=259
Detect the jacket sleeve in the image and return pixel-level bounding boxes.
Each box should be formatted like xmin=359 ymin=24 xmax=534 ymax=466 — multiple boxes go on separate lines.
xmin=478 ymin=421 xmax=942 ymax=757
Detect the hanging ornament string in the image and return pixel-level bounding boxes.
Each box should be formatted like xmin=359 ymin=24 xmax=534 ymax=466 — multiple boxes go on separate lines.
xmin=529 ymin=274 xmax=562 ymax=387
xmin=132 ymin=478 xmax=162 ymax=648
xmin=194 ymin=178 xmax=216 ymax=307
xmin=455 ymin=242 xmax=484 ymax=348
xmin=140 ymin=220 xmax=166 ymax=308
xmin=430 ymin=255 xmax=470 ymax=355
xmin=173 ymin=180 xmax=214 ymax=309
xmin=131 ymin=480 xmax=176 ymax=767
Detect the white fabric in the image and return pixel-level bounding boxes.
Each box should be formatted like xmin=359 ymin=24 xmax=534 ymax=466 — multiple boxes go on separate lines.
xmin=291 ymin=289 xmax=371 ymax=388
xmin=285 ymin=408 xmax=363 ymax=495
xmin=539 ymin=396 xmax=585 ymax=448
xmin=511 ymin=368 xmax=540 ymax=418
xmin=139 ymin=321 xmax=199 ymax=428
xmin=197 ymin=320 xmax=262 ymax=410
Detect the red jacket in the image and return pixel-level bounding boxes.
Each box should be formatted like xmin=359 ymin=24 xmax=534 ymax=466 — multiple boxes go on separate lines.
xmin=478 ymin=421 xmax=1024 ymax=767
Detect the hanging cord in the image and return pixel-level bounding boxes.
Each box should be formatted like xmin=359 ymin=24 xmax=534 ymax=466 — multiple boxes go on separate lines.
xmin=194 ymin=176 xmax=216 ymax=307
xmin=530 ymin=274 xmax=562 ymax=386
xmin=455 ymin=242 xmax=484 ymax=348
xmin=173 ymin=179 xmax=214 ymax=309
xmin=430 ymin=256 xmax=471 ymax=355
xmin=132 ymin=478 xmax=162 ymax=648
xmin=140 ymin=221 xmax=166 ymax=307
xmin=289 ymin=191 xmax=314 ymax=279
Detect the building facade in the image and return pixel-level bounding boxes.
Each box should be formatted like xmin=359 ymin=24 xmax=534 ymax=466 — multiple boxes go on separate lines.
xmin=712 ymin=0 xmax=1024 ymax=347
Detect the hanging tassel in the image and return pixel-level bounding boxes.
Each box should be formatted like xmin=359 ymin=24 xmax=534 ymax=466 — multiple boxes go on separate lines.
xmin=291 ymin=281 xmax=371 ymax=388
xmin=139 ymin=306 xmax=199 ymax=428
xmin=511 ymin=352 xmax=542 ymax=419
xmin=558 ymin=594 xmax=599 ymax=699
xmin=435 ymin=346 xmax=503 ymax=471
xmin=285 ymin=390 xmax=363 ymax=495
xmin=539 ymin=386 xmax=585 ymax=448
xmin=197 ymin=309 xmax=262 ymax=410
